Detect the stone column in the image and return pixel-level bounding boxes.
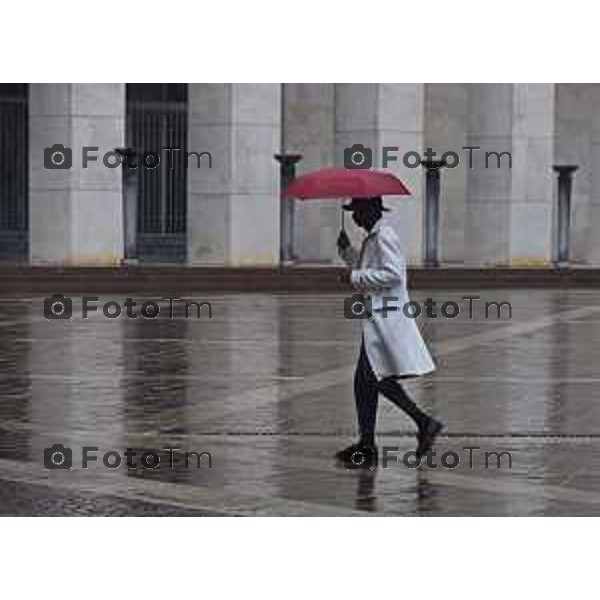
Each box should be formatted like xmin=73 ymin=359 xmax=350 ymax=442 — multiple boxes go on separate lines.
xmin=187 ymin=84 xmax=281 ymax=266
xmin=29 ymin=84 xmax=125 ymax=265
xmin=334 ymin=83 xmax=425 ymax=264
xmin=464 ymin=83 xmax=555 ymax=266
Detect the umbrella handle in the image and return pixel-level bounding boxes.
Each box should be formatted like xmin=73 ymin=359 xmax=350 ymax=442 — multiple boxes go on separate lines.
xmin=341 ymin=209 xmax=345 ymax=231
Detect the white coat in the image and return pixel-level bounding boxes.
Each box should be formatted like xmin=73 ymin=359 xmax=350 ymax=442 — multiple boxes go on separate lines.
xmin=340 ymin=218 xmax=436 ymax=380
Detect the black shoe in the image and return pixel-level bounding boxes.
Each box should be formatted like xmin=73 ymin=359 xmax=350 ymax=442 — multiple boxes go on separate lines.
xmin=416 ymin=418 xmax=443 ymax=459
xmin=335 ymin=442 xmax=362 ymax=461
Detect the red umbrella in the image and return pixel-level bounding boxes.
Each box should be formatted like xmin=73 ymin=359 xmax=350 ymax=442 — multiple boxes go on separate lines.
xmin=283 ymin=167 xmax=411 ymax=200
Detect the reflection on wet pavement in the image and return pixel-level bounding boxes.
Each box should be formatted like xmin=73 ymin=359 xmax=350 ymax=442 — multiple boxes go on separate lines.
xmin=0 ymin=289 xmax=599 ymax=515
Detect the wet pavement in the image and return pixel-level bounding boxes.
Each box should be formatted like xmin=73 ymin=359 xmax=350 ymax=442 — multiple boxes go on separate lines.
xmin=0 ymin=289 xmax=599 ymax=516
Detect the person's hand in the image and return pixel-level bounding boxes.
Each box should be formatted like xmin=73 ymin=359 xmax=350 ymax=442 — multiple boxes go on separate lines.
xmin=337 ymin=229 xmax=351 ymax=252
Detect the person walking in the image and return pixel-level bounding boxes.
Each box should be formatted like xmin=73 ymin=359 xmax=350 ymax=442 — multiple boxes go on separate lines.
xmin=336 ymin=197 xmax=443 ymax=466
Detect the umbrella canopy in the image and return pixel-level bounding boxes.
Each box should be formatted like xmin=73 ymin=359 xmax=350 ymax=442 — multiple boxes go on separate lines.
xmin=283 ymin=167 xmax=411 ymax=200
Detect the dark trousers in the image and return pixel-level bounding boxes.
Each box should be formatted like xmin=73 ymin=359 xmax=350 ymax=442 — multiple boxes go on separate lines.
xmin=354 ymin=340 xmax=429 ymax=446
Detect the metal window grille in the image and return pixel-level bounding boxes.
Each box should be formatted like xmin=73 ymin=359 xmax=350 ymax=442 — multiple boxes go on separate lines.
xmin=126 ymin=83 xmax=187 ymax=263
xmin=0 ymin=83 xmax=28 ymax=263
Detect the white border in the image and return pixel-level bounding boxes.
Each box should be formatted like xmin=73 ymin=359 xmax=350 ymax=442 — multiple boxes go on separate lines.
xmin=1 ymin=520 xmax=597 ymax=599
xmin=1 ymin=1 xmax=596 ymax=82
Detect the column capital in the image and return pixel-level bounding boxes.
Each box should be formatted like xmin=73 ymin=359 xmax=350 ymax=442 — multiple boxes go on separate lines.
xmin=420 ymin=159 xmax=447 ymax=171
xmin=553 ymin=165 xmax=579 ymax=176
xmin=274 ymin=153 xmax=303 ymax=166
